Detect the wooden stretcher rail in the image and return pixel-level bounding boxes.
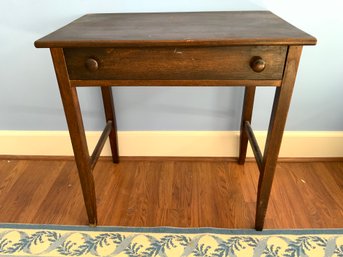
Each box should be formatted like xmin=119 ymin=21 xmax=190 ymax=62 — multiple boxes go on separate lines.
xmin=90 ymin=120 xmax=113 ymax=171
xmin=244 ymin=121 xmax=263 ymax=172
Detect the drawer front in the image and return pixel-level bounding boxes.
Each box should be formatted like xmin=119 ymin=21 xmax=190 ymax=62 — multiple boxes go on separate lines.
xmin=64 ymin=46 xmax=287 ymax=81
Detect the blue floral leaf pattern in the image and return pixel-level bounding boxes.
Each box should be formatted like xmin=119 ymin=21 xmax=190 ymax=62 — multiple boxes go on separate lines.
xmin=110 ymin=233 xmax=126 ymax=244
xmin=193 ymin=243 xmax=211 ymax=257
xmin=0 ymin=228 xmax=341 ymax=257
xmin=46 ymin=231 xmax=61 ymax=243
xmin=0 ymin=238 xmax=11 ymax=254
xmin=285 ymin=236 xmax=328 ymax=257
xmin=176 ymin=235 xmax=192 ymax=247
xmin=244 ymin=237 xmax=259 ymax=247
xmin=124 ymin=242 xmax=144 ymax=257
xmin=310 ymin=236 xmax=327 ymax=247
xmin=334 ymin=245 xmax=343 ymax=257
xmin=57 ymin=240 xmax=76 ymax=256
xmin=143 ymin=235 xmax=177 ymax=256
xmin=263 ymin=244 xmax=281 ymax=257
xmin=7 ymin=231 xmax=49 ymax=253
xmin=214 ymin=236 xmax=246 ymax=257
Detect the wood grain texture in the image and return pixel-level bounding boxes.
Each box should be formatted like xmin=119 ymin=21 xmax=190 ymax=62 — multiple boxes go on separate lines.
xmin=34 ymin=11 xmax=316 ymax=48
xmin=50 ymin=48 xmax=97 ymax=225
xmin=255 ymin=46 xmax=303 ymax=230
xmin=0 ymin=159 xmax=342 ymax=228
xmin=90 ymin=121 xmax=113 ymax=170
xmin=2 ymin=156 xmax=342 ymax=163
xmin=35 ymin=11 xmax=316 ymax=230
xmin=244 ymin=121 xmax=263 ymax=172
xmin=101 ymin=87 xmax=119 ymax=163
xmin=70 ymin=79 xmax=282 ymax=87
xmin=64 ymin=46 xmax=287 ymax=80
xmin=238 ymin=87 xmax=256 ymax=164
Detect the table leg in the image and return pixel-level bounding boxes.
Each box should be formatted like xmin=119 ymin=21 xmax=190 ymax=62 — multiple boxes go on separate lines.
xmin=255 ymin=46 xmax=303 ymax=230
xmin=238 ymin=86 xmax=256 ymax=164
xmin=101 ymin=87 xmax=119 ymax=163
xmin=50 ymin=48 xmax=97 ymax=226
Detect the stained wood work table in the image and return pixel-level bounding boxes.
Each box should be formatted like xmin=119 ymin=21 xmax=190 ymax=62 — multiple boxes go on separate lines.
xmin=35 ymin=11 xmax=316 ymax=230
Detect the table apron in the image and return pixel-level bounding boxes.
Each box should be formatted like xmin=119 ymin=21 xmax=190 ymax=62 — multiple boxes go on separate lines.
xmin=69 ymin=79 xmax=282 ymax=87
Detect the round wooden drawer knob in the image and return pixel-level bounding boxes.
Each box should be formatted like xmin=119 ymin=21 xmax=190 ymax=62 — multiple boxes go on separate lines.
xmin=250 ymin=57 xmax=266 ymax=72
xmin=85 ymin=58 xmax=99 ymax=72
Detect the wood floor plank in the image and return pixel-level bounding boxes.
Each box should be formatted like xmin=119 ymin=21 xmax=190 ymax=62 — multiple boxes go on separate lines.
xmin=268 ymin=163 xmax=313 ymax=228
xmin=14 ymin=161 xmax=64 ymax=223
xmin=0 ymin=160 xmax=29 ymax=215
xmin=125 ymin=161 xmax=154 ymax=226
xmin=0 ymin=158 xmax=342 ymax=229
xmin=0 ymin=160 xmax=27 ymax=196
xmin=33 ymin=161 xmax=87 ymax=225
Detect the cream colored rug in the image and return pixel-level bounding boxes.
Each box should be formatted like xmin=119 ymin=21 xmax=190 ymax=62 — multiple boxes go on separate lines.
xmin=0 ymin=224 xmax=342 ymax=256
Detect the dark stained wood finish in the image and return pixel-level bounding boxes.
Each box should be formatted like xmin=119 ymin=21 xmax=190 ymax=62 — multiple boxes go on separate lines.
xmin=255 ymin=46 xmax=303 ymax=230
xmin=35 ymin=12 xmax=316 ymax=230
xmin=64 ymin=46 xmax=287 ymax=80
xmin=0 ymin=159 xmax=342 ymax=228
xmin=244 ymin=121 xmax=263 ymax=172
xmin=90 ymin=121 xmax=113 ymax=170
xmin=238 ymin=87 xmax=256 ymax=164
xmin=250 ymin=56 xmax=266 ymax=72
xmin=50 ymin=48 xmax=97 ymax=226
xmin=101 ymin=87 xmax=119 ymax=163
xmin=34 ymin=12 xmax=316 ymax=48
xmin=70 ymin=79 xmax=282 ymax=87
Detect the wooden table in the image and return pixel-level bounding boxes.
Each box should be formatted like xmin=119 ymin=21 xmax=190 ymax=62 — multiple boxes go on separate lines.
xmin=35 ymin=11 xmax=316 ymax=230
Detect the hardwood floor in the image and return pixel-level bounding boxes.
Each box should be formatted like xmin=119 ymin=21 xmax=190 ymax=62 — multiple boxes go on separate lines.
xmin=0 ymin=158 xmax=342 ymax=229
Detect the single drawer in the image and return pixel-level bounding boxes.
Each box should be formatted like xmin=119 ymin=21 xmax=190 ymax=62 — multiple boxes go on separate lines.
xmin=64 ymin=46 xmax=287 ymax=81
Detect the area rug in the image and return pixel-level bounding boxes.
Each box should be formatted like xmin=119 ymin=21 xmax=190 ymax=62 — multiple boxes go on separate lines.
xmin=0 ymin=224 xmax=342 ymax=257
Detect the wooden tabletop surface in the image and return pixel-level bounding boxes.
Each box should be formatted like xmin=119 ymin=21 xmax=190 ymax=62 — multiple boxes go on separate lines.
xmin=35 ymin=11 xmax=316 ymax=48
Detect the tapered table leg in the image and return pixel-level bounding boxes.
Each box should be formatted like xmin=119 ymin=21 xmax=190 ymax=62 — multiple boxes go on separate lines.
xmin=50 ymin=48 xmax=97 ymax=226
xmin=255 ymin=46 xmax=303 ymax=230
xmin=238 ymin=86 xmax=256 ymax=164
xmin=101 ymin=87 xmax=119 ymax=163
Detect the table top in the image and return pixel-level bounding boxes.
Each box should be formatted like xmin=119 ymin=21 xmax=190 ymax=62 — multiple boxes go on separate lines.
xmin=35 ymin=11 xmax=316 ymax=48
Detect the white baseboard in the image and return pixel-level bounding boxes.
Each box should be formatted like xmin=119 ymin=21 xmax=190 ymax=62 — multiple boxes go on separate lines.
xmin=0 ymin=130 xmax=342 ymax=157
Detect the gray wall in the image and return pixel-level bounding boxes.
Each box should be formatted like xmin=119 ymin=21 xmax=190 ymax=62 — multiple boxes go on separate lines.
xmin=1 ymin=0 xmax=342 ymax=131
